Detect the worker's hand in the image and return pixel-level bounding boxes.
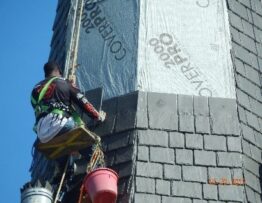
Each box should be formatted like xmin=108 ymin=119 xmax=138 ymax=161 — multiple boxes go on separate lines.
xmin=98 ymin=110 xmax=106 ymax=122
xmin=69 ymin=79 xmax=78 ymax=88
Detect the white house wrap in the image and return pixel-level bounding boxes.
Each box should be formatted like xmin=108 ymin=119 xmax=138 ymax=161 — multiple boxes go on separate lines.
xmin=76 ymin=0 xmax=235 ymax=98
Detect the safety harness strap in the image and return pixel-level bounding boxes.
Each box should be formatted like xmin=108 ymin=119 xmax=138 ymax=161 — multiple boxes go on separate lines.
xmin=72 ymin=111 xmax=84 ymax=126
xmin=31 ymin=77 xmax=58 ymax=116
xmin=31 ymin=77 xmax=58 ymax=105
xmin=31 ymin=95 xmax=37 ymax=106
xmin=38 ymin=76 xmax=58 ymax=102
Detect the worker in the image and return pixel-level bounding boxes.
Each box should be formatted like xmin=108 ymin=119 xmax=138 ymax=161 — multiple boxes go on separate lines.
xmin=31 ymin=61 xmax=106 ymax=143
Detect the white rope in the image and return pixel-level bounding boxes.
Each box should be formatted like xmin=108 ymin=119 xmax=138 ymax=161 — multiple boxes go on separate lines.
xmin=64 ymin=0 xmax=84 ymax=84
xmin=54 ymin=158 xmax=69 ymax=203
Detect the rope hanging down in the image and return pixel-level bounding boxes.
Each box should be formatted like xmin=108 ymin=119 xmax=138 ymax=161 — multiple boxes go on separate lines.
xmin=63 ymin=0 xmax=106 ymax=171
xmin=64 ymin=0 xmax=85 ymax=84
xmin=60 ymin=0 xmax=106 ymax=202
xmin=36 ymin=0 xmax=85 ymax=198
xmin=54 ymin=158 xmax=69 ymax=203
xmin=65 ymin=0 xmax=104 ymax=82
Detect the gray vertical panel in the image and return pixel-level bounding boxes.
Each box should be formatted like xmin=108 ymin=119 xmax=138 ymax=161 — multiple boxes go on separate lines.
xmin=77 ymin=0 xmax=139 ymax=98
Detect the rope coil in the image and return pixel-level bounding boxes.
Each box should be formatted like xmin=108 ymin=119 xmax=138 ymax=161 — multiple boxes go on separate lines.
xmin=86 ymin=141 xmax=105 ymax=173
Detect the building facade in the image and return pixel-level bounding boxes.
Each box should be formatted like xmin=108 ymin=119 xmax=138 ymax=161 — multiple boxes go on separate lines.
xmin=24 ymin=0 xmax=262 ymax=202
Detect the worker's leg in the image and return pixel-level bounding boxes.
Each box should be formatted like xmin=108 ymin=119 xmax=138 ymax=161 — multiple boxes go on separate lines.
xmin=57 ymin=117 xmax=76 ymax=136
xmin=55 ymin=117 xmax=77 ymax=171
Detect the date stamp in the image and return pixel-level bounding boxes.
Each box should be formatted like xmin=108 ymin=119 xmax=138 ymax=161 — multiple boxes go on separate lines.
xmin=208 ymin=178 xmax=245 ymax=185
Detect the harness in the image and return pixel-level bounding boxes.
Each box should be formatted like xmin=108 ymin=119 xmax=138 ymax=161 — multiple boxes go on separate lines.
xmin=31 ymin=77 xmax=62 ymax=117
xmin=31 ymin=77 xmax=84 ymax=131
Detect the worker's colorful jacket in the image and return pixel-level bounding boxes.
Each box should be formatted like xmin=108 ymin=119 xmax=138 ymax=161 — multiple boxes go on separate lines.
xmin=31 ymin=76 xmax=99 ymax=143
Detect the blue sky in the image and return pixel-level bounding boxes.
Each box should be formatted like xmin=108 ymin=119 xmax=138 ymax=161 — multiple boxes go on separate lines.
xmin=0 ymin=1 xmax=57 ymax=202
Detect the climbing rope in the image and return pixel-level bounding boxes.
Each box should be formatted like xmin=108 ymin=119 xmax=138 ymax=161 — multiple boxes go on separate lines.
xmin=54 ymin=158 xmax=69 ymax=203
xmin=59 ymin=0 xmax=107 ymax=201
xmin=64 ymin=0 xmax=84 ymax=84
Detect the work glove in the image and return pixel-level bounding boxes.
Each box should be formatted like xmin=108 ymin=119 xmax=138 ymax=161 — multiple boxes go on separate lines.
xmin=97 ymin=110 xmax=106 ymax=122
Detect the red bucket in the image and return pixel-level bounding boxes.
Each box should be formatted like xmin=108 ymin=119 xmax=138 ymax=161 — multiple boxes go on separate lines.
xmin=84 ymin=168 xmax=119 ymax=203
